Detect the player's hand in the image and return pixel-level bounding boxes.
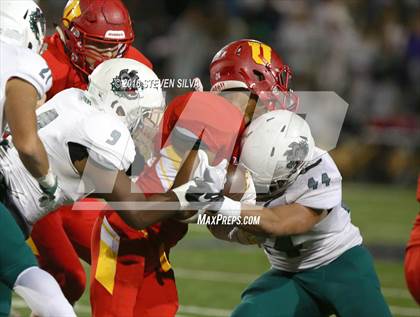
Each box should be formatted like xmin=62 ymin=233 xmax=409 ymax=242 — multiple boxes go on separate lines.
xmin=174 ymin=178 xmax=223 ymax=223
xmin=172 ymin=150 xmax=228 ymax=211
xmin=184 ymin=178 xmax=224 ymax=204
xmin=187 ymin=150 xmax=228 ymax=203
xmin=228 ymin=227 xmax=266 ymax=245
xmin=192 ymin=150 xmax=228 ymax=192
xmin=34 ymin=177 xmax=73 ymax=222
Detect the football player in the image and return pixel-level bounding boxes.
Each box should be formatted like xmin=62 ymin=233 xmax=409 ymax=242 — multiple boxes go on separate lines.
xmin=1 ymin=58 xmax=225 ymax=233
xmin=207 ymin=110 xmax=392 ymax=317
xmin=404 ymin=174 xmax=420 ymax=304
xmin=30 ymin=0 xmax=154 ymax=304
xmin=0 ymin=59 xmax=226 ymax=317
xmin=44 ymin=0 xmax=152 ymax=99
xmin=89 ymin=89 xmax=249 ymax=317
xmin=0 ymin=1 xmax=76 ymax=316
xmin=88 ymin=39 xmax=295 ymax=317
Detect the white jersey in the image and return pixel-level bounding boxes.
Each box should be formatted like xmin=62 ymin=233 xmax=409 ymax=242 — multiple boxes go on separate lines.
xmin=0 ymin=88 xmax=135 ymax=225
xmin=0 ymin=41 xmax=52 ymax=131
xmin=262 ymin=147 xmax=362 ymax=272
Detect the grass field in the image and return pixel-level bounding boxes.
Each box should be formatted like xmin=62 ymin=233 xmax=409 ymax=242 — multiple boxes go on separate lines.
xmin=12 ymin=182 xmax=420 ymax=317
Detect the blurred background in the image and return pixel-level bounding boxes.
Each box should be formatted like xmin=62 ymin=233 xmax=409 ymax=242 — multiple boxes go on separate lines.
xmin=39 ymin=0 xmax=420 ymax=185
xmin=13 ymin=1 xmax=418 ymax=317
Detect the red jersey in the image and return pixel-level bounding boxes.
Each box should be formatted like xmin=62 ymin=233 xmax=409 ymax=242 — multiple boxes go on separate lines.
xmin=137 ymin=91 xmax=246 ymax=195
xmin=107 ymin=92 xmax=246 ymax=253
xmin=42 ymin=32 xmax=153 ymax=100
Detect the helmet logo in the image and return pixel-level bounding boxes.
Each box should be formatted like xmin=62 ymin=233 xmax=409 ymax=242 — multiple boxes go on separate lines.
xmin=29 ymin=8 xmax=46 ymax=43
xmin=105 ymin=30 xmax=126 ymax=39
xmin=63 ymin=0 xmax=82 ymax=28
xmin=283 ymin=139 xmax=309 ymax=169
xmin=111 ymin=69 xmax=143 ymax=100
xmin=248 ymin=41 xmax=272 ymax=65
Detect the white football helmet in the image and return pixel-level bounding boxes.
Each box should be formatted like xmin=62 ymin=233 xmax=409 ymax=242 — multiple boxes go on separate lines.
xmin=86 ymin=58 xmax=164 ymax=135
xmin=0 ymin=0 xmax=46 ymax=53
xmin=240 ymin=109 xmax=315 ymax=198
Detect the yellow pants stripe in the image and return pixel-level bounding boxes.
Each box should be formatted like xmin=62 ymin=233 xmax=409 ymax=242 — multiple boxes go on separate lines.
xmin=159 ymin=245 xmax=172 ymax=272
xmin=95 ymin=218 xmax=119 ymax=294
xmin=26 ymin=237 xmax=39 ymax=256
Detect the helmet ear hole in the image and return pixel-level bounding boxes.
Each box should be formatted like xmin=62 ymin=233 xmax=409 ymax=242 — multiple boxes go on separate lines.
xmin=253 ymin=70 xmax=265 ymax=82
xmin=28 ymin=42 xmax=33 ymax=49
xmin=115 ymin=106 xmax=125 ymax=116
xmin=110 ymin=100 xmax=126 ymax=116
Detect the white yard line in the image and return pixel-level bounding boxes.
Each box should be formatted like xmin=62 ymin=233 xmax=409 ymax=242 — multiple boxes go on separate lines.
xmin=382 ymin=287 xmax=414 ymax=299
xmin=178 ymin=305 xmax=230 ymax=317
xmin=175 ymin=267 xmax=256 ymax=283
xmin=74 ymin=303 xmax=91 ymax=313
xmin=390 ymin=306 xmax=420 ymax=317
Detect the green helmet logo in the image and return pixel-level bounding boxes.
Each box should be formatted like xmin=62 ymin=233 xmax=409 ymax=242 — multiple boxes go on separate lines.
xmin=29 ymin=7 xmax=46 ymax=43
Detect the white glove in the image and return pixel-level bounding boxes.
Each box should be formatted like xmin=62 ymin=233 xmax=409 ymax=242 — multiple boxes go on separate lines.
xmin=34 ymin=171 xmax=73 ymax=222
xmin=172 ymin=150 xmax=228 ymax=210
xmin=192 ymin=150 xmax=227 ymax=191
xmin=38 ymin=184 xmax=73 ymax=212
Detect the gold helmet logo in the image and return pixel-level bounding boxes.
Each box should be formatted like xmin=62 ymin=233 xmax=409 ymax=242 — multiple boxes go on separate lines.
xmin=248 ymin=41 xmax=272 ymax=66
xmin=62 ymin=0 xmax=82 ymax=28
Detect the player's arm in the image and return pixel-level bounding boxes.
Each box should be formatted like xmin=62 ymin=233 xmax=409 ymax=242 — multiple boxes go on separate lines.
xmin=210 ymin=162 xmax=339 ymax=238
xmin=74 ymin=150 xmax=225 ymax=230
xmin=240 ymin=203 xmax=327 ymax=236
xmin=4 ymin=78 xmax=49 ymax=178
xmin=208 ymin=197 xmax=327 ymax=237
xmin=74 ymin=158 xmax=178 ymax=230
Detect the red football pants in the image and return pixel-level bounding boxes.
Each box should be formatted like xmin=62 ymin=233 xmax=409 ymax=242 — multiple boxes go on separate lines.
xmin=405 ymin=213 xmax=420 ymax=305
xmin=30 ymin=198 xmax=102 ymax=303
xmin=90 ymin=215 xmax=178 ymax=317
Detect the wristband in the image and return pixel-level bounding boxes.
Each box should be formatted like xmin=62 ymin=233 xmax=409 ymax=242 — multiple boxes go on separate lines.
xmin=36 ymin=169 xmax=56 ymax=189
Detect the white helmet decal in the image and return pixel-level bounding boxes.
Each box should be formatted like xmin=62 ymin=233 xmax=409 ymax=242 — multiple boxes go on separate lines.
xmin=28 ymin=7 xmax=45 ymax=48
xmin=110 ymin=69 xmax=143 ymax=100
xmin=283 ymin=139 xmax=310 ymax=170
xmin=87 ymin=58 xmax=164 ymax=135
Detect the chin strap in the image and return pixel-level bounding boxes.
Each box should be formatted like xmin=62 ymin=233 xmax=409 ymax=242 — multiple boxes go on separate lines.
xmin=56 ymin=25 xmax=66 ymax=43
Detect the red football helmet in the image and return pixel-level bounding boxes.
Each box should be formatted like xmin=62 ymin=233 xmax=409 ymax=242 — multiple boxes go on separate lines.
xmin=61 ymin=0 xmax=134 ymax=75
xmin=210 ymin=39 xmax=298 ymax=111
